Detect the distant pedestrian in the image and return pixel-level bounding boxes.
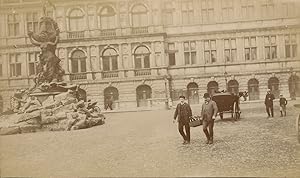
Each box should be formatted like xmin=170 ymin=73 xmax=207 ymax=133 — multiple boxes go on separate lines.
xmin=279 ymin=94 xmax=287 ymax=117
xmin=173 ymin=96 xmax=192 ymax=144
xmin=105 ymin=96 xmax=113 ymax=110
xmin=201 ymin=93 xmax=218 ymax=144
xmin=265 ymin=89 xmax=275 ymax=117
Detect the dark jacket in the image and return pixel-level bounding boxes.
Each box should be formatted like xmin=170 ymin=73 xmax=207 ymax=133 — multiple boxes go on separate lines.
xmin=174 ymin=102 xmax=192 ymax=122
xmin=265 ymin=93 xmax=275 ymax=106
xmin=279 ymin=98 xmax=287 ymax=106
xmin=201 ymin=100 xmax=218 ymax=121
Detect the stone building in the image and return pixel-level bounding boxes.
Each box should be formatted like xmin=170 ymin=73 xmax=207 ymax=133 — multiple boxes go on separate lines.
xmin=0 ymin=0 xmax=299 ymax=112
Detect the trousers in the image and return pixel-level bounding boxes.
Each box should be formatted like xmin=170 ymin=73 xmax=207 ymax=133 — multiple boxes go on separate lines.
xmin=266 ymin=104 xmax=274 ymax=117
xmin=178 ymin=119 xmax=190 ymax=142
xmin=202 ymin=119 xmax=214 ymax=141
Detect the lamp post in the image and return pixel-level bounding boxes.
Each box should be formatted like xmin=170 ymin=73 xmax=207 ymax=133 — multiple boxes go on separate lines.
xmin=290 ymin=67 xmax=296 ymax=100
xmin=224 ymin=71 xmax=228 ymax=92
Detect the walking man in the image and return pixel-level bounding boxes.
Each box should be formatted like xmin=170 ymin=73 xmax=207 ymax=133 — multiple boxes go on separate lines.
xmin=279 ymin=94 xmax=288 ymax=117
xmin=201 ymin=93 xmax=218 ymax=144
xmin=265 ymin=89 xmax=275 ymax=117
xmin=173 ymin=96 xmax=192 ymax=144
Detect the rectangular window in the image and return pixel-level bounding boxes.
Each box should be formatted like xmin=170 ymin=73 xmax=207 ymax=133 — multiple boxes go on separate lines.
xmin=28 ymin=52 xmax=39 ymax=76
xmin=26 ymin=12 xmax=39 ymax=33
xmin=111 ymin=56 xmax=118 ymax=70
xmin=241 ymin=0 xmax=254 ymax=19
xmin=221 ymin=0 xmax=234 ymax=21
xmin=168 ymin=43 xmax=176 ymax=66
xmin=169 ymin=53 xmax=175 ymax=66
xmin=264 ymin=35 xmax=277 ymax=60
xmin=244 ymin=37 xmax=257 ymax=61
xmin=224 ymin=39 xmax=236 ymax=62
xmin=135 ymin=56 xmax=142 ymax=69
xmin=8 ymin=14 xmax=20 ymax=36
xmin=201 ymin=0 xmax=214 ymax=23
xmin=103 ymin=57 xmax=110 ymax=71
xmin=182 ymin=1 xmax=194 ymax=24
xmin=144 ymin=56 xmax=150 ymax=68
xmin=163 ymin=2 xmax=174 ymax=26
xmin=9 ymin=54 xmax=21 ymax=77
xmin=261 ymin=0 xmax=275 ymax=18
xmin=282 ymin=2 xmax=296 ymax=17
xmin=184 ymin=41 xmax=196 ymax=65
xmin=204 ymin=40 xmax=217 ymax=64
xmin=285 ymin=34 xmax=297 ymax=58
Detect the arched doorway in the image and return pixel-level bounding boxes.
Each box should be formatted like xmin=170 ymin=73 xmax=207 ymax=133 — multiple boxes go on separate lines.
xmin=207 ymin=81 xmax=219 ymax=96
xmin=136 ymin=85 xmax=152 ymax=107
xmin=248 ymin=78 xmax=259 ymax=100
xmin=104 ymin=87 xmax=119 ymax=109
xmin=0 ymin=95 xmax=3 ymax=113
xmin=187 ymin=82 xmax=199 ymax=104
xmin=289 ymin=75 xmax=300 ymax=98
xmin=268 ymin=77 xmax=280 ymax=98
xmin=228 ymin=80 xmax=239 ymax=94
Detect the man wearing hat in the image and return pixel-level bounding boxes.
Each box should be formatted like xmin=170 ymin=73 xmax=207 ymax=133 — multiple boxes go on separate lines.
xmin=201 ymin=93 xmax=218 ymax=144
xmin=265 ymin=89 xmax=275 ymax=117
xmin=173 ymin=95 xmax=192 ymax=144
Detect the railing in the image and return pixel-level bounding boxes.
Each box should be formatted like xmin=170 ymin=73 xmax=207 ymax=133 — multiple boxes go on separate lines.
xmin=69 ymin=73 xmax=87 ymax=81
xmin=134 ymin=69 xmax=151 ymax=76
xmin=103 ymin=71 xmax=119 ymax=78
xmin=131 ymin=27 xmax=148 ymax=34
xmin=100 ymin=29 xmax=116 ymax=37
xmin=67 ymin=31 xmax=85 ymax=39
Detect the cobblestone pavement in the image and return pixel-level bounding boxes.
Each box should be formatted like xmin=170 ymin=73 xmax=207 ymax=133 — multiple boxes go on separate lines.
xmin=1 ymin=101 xmax=300 ymax=177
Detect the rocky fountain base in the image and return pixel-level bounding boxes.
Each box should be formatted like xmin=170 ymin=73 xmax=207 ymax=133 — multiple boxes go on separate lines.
xmin=0 ymin=82 xmax=105 ymax=136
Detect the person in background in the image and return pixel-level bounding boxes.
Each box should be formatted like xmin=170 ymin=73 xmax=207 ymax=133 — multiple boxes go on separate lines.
xmin=264 ymin=89 xmax=275 ymax=118
xmin=279 ymin=94 xmax=288 ymax=117
xmin=173 ymin=95 xmax=192 ymax=144
xmin=201 ymin=93 xmax=218 ymax=144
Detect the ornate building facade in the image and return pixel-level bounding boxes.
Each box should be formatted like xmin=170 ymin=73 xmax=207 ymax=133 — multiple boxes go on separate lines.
xmin=0 ymin=0 xmax=300 ymax=112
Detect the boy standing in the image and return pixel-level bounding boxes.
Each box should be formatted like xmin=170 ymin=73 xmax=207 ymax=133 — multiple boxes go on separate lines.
xmin=279 ymin=94 xmax=288 ymax=117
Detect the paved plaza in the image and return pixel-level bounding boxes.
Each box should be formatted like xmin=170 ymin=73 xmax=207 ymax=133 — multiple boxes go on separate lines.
xmin=1 ymin=101 xmax=300 ymax=177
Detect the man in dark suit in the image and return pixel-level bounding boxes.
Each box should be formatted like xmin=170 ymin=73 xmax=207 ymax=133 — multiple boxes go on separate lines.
xmin=173 ymin=95 xmax=192 ymax=144
xmin=265 ymin=89 xmax=275 ymax=117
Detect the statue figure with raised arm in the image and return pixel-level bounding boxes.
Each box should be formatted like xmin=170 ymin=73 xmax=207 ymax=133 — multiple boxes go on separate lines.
xmin=28 ymin=16 xmax=64 ymax=85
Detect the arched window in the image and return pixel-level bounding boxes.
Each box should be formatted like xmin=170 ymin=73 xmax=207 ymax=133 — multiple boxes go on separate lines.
xmin=289 ymin=75 xmax=300 ymax=98
xmin=228 ymin=80 xmax=239 ymax=94
xmin=69 ymin=8 xmax=85 ymax=31
xmin=104 ymin=87 xmax=119 ymax=109
xmin=248 ymin=78 xmax=259 ymax=100
xmin=71 ymin=50 xmax=86 ymax=73
xmin=136 ymin=85 xmax=152 ymax=107
xmin=99 ymin=6 xmax=116 ymax=29
xmin=268 ymin=77 xmax=280 ymax=98
xmin=131 ymin=4 xmax=148 ymax=27
xmin=102 ymin=48 xmax=118 ymax=71
xmin=134 ymin=46 xmax=150 ymax=69
xmin=207 ymin=81 xmax=219 ymax=96
xmin=187 ymin=82 xmax=199 ymax=104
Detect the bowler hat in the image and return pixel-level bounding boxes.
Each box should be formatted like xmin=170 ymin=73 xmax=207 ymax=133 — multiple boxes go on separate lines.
xmin=203 ymin=93 xmax=210 ymax=98
xmin=179 ymin=95 xmax=185 ymax=99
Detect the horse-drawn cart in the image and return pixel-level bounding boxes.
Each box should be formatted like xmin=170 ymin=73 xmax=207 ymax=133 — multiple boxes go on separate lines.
xmin=212 ymin=92 xmax=241 ymax=120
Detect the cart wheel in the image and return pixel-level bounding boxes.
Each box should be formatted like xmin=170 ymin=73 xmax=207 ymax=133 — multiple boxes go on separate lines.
xmin=297 ymin=114 xmax=300 ymax=143
xmin=233 ymin=102 xmax=239 ymax=120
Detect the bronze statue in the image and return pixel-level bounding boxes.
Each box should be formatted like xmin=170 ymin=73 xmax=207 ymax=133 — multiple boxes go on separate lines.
xmin=28 ymin=16 xmax=64 ymax=85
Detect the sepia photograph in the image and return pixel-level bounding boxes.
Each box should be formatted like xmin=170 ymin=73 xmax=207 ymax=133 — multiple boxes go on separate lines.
xmin=0 ymin=0 xmax=299 ymax=177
